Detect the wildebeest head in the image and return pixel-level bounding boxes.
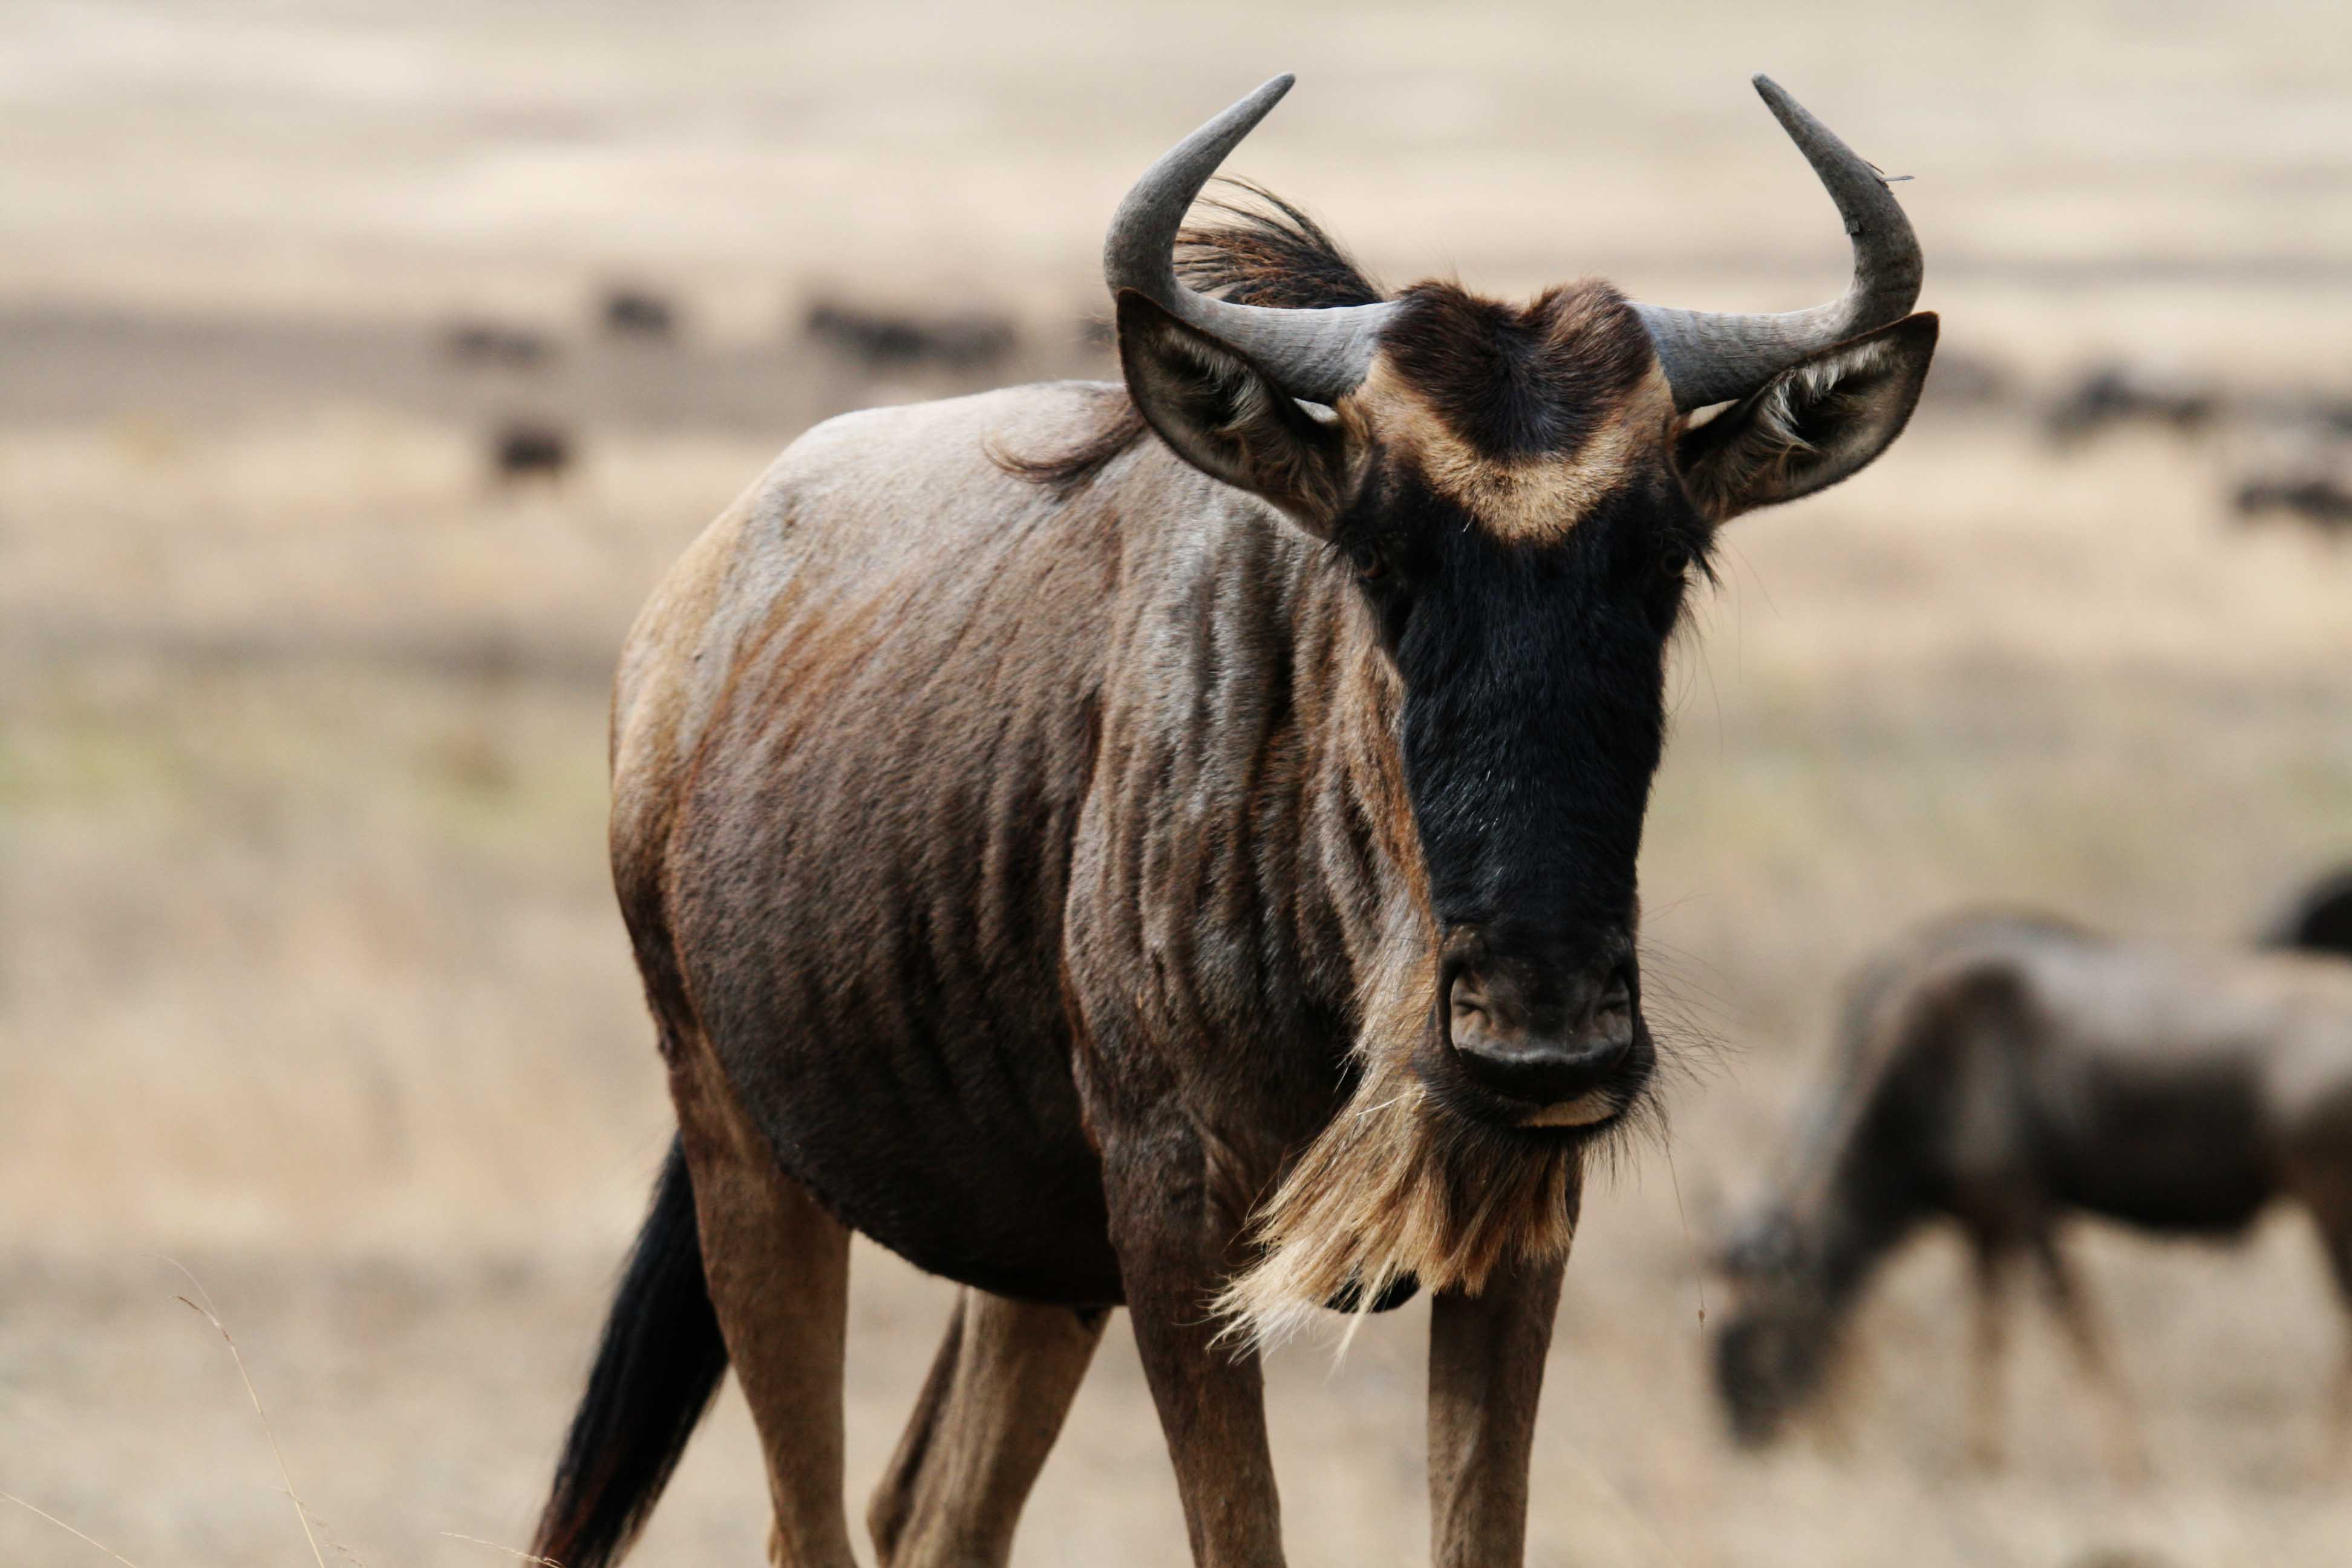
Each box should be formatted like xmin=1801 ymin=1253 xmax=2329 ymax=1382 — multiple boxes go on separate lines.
xmin=1108 ymin=76 xmax=1937 ymax=1139
xmin=1710 ymin=1207 xmax=1842 ymax=1443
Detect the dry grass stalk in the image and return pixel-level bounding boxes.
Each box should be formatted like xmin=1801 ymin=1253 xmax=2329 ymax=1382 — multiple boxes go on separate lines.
xmin=442 ymin=1530 xmax=564 ymax=1566
xmin=163 ymin=1259 xmax=332 ymax=1568
xmin=0 ymin=1492 xmax=144 ymax=1567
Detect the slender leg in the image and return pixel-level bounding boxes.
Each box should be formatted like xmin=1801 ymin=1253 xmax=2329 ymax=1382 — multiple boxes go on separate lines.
xmin=1965 ymin=1239 xmax=2013 ymax=1474
xmin=1426 ymin=1250 xmax=1567 ymax=1568
xmin=867 ymin=1290 xmax=1108 ymax=1568
xmin=672 ymin=1051 xmax=860 ymax=1567
xmin=1104 ymin=1140 xmax=1285 ymax=1568
xmin=2026 ymin=1229 xmax=2150 ymax=1482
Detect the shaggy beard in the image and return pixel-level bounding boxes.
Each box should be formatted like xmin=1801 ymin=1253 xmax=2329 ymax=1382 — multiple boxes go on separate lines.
xmin=1212 ymin=1046 xmax=1585 ymax=1347
xmin=1211 ymin=909 xmax=1624 ymax=1347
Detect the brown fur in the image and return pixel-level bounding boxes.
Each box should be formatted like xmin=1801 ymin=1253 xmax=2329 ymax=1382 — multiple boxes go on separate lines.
xmin=867 ymin=1292 xmax=1104 ymax=1567
xmin=1426 ymin=1253 xmax=1570 ymax=1563
xmin=668 ymin=1030 xmax=858 ymax=1567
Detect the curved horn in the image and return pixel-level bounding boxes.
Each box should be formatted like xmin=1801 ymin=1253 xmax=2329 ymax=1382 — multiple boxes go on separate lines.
xmin=1104 ymin=74 xmax=1398 ymax=404
xmin=1633 ymin=76 xmax=1924 ymax=411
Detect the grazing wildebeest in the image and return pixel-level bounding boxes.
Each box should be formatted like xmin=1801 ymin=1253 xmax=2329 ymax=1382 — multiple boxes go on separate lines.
xmin=534 ymin=74 xmax=1937 ymax=1568
xmin=445 ymin=319 xmax=554 ymax=368
xmin=491 ymin=420 xmax=572 ymax=484
xmin=1713 ymin=912 xmax=2352 ymax=1474
xmin=2263 ymin=864 xmax=2352 ymax=960
xmin=2230 ymin=437 xmax=2352 ymax=537
xmin=803 ymin=299 xmax=1020 ymax=371
xmin=603 ymin=286 xmax=679 ymax=339
xmin=2042 ymin=360 xmax=2219 ymax=446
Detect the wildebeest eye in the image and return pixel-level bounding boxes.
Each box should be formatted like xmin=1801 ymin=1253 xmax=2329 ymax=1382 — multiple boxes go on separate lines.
xmin=1657 ymin=541 xmax=1693 ymax=580
xmin=1347 ymin=540 xmax=1388 ymax=584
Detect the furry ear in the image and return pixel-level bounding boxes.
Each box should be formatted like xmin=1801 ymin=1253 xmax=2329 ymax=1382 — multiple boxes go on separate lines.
xmin=1114 ymin=289 xmax=1354 ymax=532
xmin=1676 ymin=313 xmax=1939 ymax=523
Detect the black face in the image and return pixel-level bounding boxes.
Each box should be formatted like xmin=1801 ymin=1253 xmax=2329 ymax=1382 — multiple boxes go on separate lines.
xmin=1334 ymin=458 xmax=1713 ymax=1132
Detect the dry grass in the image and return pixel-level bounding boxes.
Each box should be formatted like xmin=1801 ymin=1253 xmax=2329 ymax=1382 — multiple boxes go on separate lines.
xmin=7 ymin=2 xmax=2352 ymax=1565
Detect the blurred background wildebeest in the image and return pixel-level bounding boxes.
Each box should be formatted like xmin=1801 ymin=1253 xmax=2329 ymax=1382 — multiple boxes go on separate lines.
xmin=6 ymin=4 xmax=2352 ymax=1567
xmin=488 ymin=419 xmax=573 ymax=486
xmin=1711 ymin=908 xmax=2352 ymax=1476
xmin=443 ymin=318 xmax=557 ymax=369
xmin=600 ymin=286 xmax=679 ymax=341
xmin=802 ymin=298 xmax=1021 ymax=372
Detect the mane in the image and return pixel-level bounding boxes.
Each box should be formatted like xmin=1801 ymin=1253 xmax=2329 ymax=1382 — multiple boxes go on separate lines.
xmin=991 ymin=181 xmax=1386 ymax=494
xmin=1173 ymin=180 xmax=1386 ymax=311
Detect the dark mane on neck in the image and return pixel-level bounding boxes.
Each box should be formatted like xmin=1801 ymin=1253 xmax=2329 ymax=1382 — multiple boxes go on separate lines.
xmin=993 ymin=181 xmax=1385 ymax=494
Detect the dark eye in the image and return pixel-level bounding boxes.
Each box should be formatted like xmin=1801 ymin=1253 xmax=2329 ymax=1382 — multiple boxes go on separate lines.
xmin=1657 ymin=541 xmax=1693 ymax=580
xmin=1347 ymin=540 xmax=1388 ymax=584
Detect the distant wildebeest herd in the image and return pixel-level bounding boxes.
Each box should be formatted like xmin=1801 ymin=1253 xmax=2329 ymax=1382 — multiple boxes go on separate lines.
xmin=439 ymin=283 xmax=1037 ymax=488
xmin=484 ymin=72 xmax=2352 ymax=1568
xmin=440 ymin=243 xmax=2352 ymax=541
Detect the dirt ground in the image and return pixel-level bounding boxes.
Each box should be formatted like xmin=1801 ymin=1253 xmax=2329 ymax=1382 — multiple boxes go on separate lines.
xmin=6 ymin=3 xmax=2352 ymax=1565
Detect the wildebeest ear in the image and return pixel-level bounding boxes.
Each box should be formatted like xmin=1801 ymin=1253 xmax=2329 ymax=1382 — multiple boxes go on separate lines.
xmin=1674 ymin=313 xmax=1939 ymax=523
xmin=1114 ymin=289 xmax=1354 ymax=531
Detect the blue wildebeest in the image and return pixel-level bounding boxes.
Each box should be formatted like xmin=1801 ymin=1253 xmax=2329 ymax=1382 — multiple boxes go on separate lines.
xmin=1714 ymin=912 xmax=2352 ymax=1474
xmin=534 ymin=74 xmax=1937 ymax=1567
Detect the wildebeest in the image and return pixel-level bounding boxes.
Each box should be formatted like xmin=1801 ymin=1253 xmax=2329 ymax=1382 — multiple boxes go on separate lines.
xmin=2229 ymin=427 xmax=2352 ymax=537
xmin=444 ymin=319 xmax=554 ymax=368
xmin=2263 ymin=864 xmax=2352 ymax=959
xmin=2042 ymin=360 xmax=2220 ymax=446
xmin=603 ymin=286 xmax=679 ymax=339
xmin=534 ymin=74 xmax=1938 ymax=1568
xmin=2234 ymin=472 xmax=2352 ymax=532
xmin=1714 ymin=912 xmax=2352 ymax=1473
xmin=803 ymin=298 xmax=1020 ymax=370
xmin=491 ymin=420 xmax=572 ymax=484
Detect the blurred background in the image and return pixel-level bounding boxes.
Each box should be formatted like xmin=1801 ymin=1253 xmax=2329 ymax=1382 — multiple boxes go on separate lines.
xmin=4 ymin=2 xmax=2351 ymax=1564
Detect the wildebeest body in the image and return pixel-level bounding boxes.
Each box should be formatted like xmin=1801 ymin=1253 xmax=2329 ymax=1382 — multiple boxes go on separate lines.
xmin=2005 ymin=950 xmax=2304 ymax=1235
xmin=615 ymin=384 xmax=1380 ymax=1303
xmin=547 ymin=74 xmax=1944 ymax=1568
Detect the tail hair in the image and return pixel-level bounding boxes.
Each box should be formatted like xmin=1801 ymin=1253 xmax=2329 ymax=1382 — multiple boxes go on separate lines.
xmin=531 ymin=1136 xmax=729 ymax=1568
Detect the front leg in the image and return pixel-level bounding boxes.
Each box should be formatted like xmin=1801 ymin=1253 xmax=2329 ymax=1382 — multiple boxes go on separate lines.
xmin=1964 ymin=1237 xmax=2013 ymax=1472
xmin=1427 ymin=1248 xmax=1569 ymax=1568
xmin=1105 ymin=1136 xmax=1287 ymax=1568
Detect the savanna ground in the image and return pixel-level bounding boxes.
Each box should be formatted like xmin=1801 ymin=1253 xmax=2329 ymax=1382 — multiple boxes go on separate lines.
xmin=5 ymin=3 xmax=2352 ymax=1565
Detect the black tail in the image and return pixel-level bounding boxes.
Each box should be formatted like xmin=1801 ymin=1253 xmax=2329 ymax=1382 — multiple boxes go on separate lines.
xmin=531 ymin=1136 xmax=729 ymax=1568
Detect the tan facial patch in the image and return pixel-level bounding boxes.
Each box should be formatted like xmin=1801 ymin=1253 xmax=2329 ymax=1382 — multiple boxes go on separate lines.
xmin=1348 ymin=286 xmax=1678 ymax=545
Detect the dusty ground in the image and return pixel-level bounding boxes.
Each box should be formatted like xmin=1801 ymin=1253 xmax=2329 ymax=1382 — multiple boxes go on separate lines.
xmin=5 ymin=3 xmax=2352 ymax=1565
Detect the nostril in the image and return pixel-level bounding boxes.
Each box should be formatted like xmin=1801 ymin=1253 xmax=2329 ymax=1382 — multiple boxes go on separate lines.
xmin=1445 ymin=970 xmax=1494 ymax=1043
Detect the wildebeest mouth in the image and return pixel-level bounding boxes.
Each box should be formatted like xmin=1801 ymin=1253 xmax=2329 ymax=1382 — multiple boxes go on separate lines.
xmin=1415 ymin=1014 xmax=1658 ymax=1146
